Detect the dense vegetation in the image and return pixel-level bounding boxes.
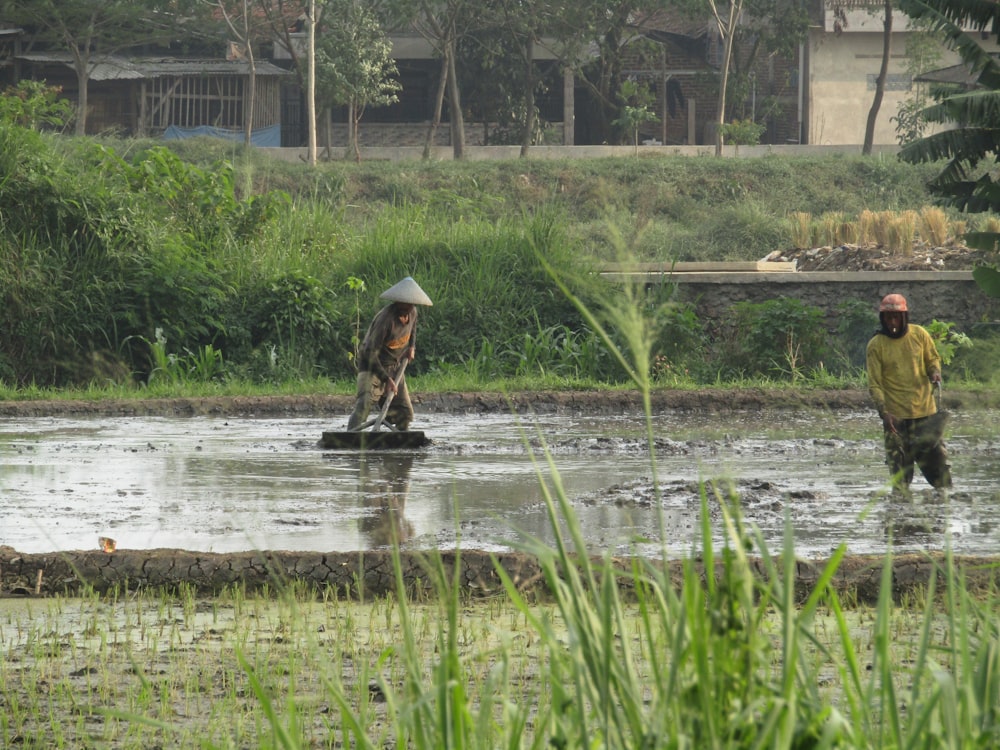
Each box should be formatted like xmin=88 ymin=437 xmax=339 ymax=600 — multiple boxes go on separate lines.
xmin=1 ymin=124 xmax=996 ymax=393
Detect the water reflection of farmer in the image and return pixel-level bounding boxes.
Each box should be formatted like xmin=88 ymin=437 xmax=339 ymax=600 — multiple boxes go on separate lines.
xmin=347 ymin=277 xmax=433 ymax=433
xmin=357 ymin=454 xmax=415 ymax=547
xmin=866 ymin=293 xmax=952 ymax=492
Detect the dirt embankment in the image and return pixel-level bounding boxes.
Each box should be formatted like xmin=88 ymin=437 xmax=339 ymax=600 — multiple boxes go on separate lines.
xmin=0 ymin=385 xmax=993 ymax=420
xmin=3 ymin=545 xmax=999 ymax=607
xmin=0 ymin=387 xmax=877 ymax=419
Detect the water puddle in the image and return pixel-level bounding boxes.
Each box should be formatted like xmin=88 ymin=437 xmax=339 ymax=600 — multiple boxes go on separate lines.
xmin=1 ymin=410 xmax=997 ymax=559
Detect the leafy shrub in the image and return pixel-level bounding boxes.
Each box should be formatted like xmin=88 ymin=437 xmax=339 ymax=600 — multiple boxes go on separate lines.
xmin=0 ymin=81 xmax=73 ymax=130
xmin=141 ymin=328 xmax=225 ymax=385
xmin=713 ymin=298 xmax=828 ymax=380
xmin=117 ymin=146 xmax=289 ymax=248
xmin=925 ymin=319 xmax=973 ymax=365
xmin=950 ymin=324 xmax=1000 ymax=383
xmin=719 ymin=118 xmax=766 ymax=149
xmin=830 ymin=298 xmax=878 ymax=372
xmin=241 ymin=272 xmax=343 ymax=377
xmin=651 ymin=301 xmax=707 ymax=379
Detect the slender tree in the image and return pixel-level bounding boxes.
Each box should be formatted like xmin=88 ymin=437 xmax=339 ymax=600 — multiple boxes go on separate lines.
xmin=862 ymin=0 xmax=893 ymax=155
xmin=891 ymin=19 xmax=943 ymax=144
xmin=315 ymin=0 xmax=400 ymax=161
xmin=204 ymin=0 xmax=276 ymax=145
xmin=385 ymin=0 xmax=474 ymax=159
xmin=706 ymin=0 xmax=743 ymax=154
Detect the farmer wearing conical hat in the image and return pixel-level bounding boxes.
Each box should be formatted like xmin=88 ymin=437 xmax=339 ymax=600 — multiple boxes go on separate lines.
xmin=347 ymin=277 xmax=433 ymax=432
xmin=866 ymin=293 xmax=951 ymax=492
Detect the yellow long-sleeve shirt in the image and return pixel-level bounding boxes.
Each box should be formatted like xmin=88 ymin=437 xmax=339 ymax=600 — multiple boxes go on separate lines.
xmin=865 ymin=323 xmax=941 ymax=419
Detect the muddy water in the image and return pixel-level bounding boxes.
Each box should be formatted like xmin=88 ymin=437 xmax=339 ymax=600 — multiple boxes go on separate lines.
xmin=1 ymin=410 xmax=997 ymax=559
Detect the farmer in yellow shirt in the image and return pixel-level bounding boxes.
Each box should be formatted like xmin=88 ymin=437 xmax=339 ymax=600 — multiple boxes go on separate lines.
xmin=866 ymin=293 xmax=951 ymax=492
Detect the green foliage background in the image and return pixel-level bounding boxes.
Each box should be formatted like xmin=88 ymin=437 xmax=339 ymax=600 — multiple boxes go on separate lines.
xmin=0 ymin=126 xmax=990 ymax=389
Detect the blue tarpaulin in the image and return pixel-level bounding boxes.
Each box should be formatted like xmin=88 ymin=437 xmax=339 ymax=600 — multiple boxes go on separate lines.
xmin=163 ymin=124 xmax=281 ymax=147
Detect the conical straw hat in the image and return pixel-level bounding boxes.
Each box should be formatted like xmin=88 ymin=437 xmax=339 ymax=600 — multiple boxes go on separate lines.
xmin=380 ymin=277 xmax=433 ymax=306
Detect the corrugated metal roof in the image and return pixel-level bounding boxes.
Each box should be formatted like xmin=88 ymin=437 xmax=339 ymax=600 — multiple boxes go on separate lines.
xmin=16 ymin=53 xmax=291 ymax=80
xmin=135 ymin=58 xmax=291 ymax=77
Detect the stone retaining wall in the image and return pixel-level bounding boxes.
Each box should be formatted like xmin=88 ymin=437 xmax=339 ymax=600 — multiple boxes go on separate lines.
xmin=655 ymin=272 xmax=998 ymax=332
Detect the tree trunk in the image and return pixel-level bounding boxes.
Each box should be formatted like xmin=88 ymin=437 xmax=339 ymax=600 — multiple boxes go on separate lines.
xmin=445 ymin=39 xmax=465 ymax=160
xmin=348 ymin=101 xmax=361 ymax=162
xmin=244 ymin=53 xmax=256 ymax=146
xmin=520 ymin=36 xmax=535 ymax=158
xmin=423 ymin=55 xmax=448 ymax=160
xmin=715 ymin=0 xmax=740 ymax=156
xmin=307 ymin=0 xmax=317 ymax=166
xmin=863 ymin=0 xmax=892 ymax=156
xmin=73 ymin=56 xmax=89 ymax=135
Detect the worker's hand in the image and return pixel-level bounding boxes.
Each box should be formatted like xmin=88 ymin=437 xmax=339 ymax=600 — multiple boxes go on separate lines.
xmin=881 ymin=412 xmax=899 ymax=434
xmin=929 ymin=372 xmax=942 ymax=384
xmin=386 ymin=377 xmax=398 ymax=394
xmin=407 ymin=347 xmax=415 ymax=361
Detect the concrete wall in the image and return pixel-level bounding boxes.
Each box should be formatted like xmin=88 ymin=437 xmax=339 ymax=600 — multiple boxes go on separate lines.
xmin=258 ymin=142 xmax=904 ymax=162
xmin=607 ymin=271 xmax=1000 ymax=333
xmin=806 ymin=16 xmax=999 ymax=147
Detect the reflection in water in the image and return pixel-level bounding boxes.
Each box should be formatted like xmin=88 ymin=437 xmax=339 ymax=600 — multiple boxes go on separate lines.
xmin=879 ymin=489 xmax=1000 ymax=548
xmin=355 ymin=453 xmax=416 ymax=547
xmin=881 ymin=490 xmax=947 ymax=544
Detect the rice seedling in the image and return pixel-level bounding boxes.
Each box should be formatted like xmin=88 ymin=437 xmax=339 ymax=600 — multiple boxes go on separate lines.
xmin=819 ymin=211 xmax=846 ymax=247
xmin=873 ymin=210 xmax=896 ymax=247
xmin=920 ymin=205 xmax=950 ymax=246
xmin=789 ymin=211 xmax=812 ymax=249
xmin=858 ymin=208 xmax=878 ymax=246
xmin=4 ymin=536 xmax=1000 ymax=748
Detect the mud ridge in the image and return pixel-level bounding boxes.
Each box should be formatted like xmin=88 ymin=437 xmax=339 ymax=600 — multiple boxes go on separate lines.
xmin=1 ymin=387 xmax=991 ymax=419
xmin=0 ymin=388 xmax=891 ymax=418
xmin=3 ymin=546 xmax=997 ymax=607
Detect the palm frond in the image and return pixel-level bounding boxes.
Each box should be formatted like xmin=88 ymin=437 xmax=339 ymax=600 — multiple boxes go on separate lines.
xmin=899 ymin=126 xmax=997 ymax=166
xmin=895 ymin=0 xmax=1000 ymax=214
xmin=898 ymin=0 xmax=1000 ymax=37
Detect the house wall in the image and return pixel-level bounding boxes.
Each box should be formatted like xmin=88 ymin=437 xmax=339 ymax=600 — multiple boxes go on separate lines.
xmin=809 ymin=28 xmax=919 ymax=145
xmin=807 ymin=13 xmax=999 ymax=146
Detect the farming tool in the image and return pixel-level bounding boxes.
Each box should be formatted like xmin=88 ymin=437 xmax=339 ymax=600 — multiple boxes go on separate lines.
xmin=321 ymin=360 xmax=430 ymax=449
xmin=913 ymin=380 xmax=949 ymax=452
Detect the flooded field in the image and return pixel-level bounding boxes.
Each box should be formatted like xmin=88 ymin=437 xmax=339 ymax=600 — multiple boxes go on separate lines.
xmin=1 ymin=409 xmax=998 ymax=559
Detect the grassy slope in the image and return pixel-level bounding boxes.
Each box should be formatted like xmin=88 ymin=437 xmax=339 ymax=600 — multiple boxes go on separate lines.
xmin=161 ymin=139 xmax=948 ymax=262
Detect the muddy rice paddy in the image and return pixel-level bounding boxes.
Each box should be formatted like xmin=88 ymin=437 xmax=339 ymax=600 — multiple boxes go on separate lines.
xmin=2 ymin=394 xmax=998 ymax=562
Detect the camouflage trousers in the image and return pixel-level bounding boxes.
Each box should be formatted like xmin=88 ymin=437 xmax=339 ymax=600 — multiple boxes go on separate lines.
xmin=883 ymin=415 xmax=952 ymax=490
xmin=346 ymin=370 xmax=414 ymax=432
